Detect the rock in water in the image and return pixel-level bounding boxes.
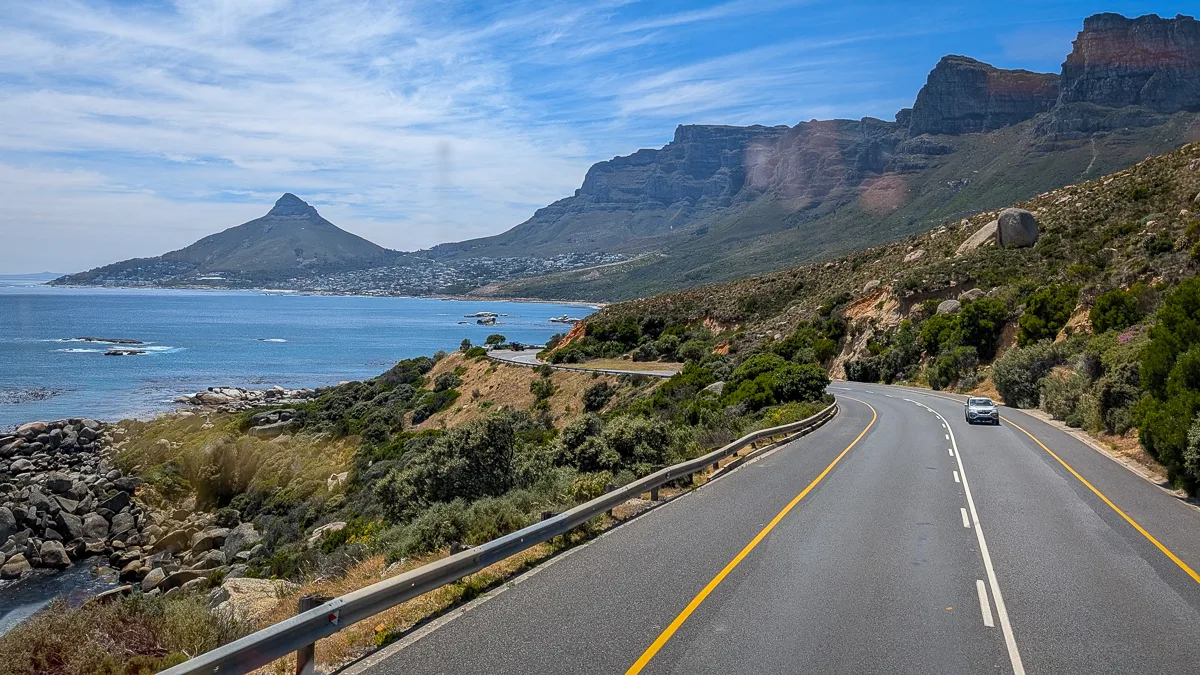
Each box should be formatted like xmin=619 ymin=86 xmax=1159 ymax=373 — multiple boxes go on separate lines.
xmin=1 ymin=553 xmax=31 ymax=579
xmin=996 ymin=208 xmax=1039 ymax=247
xmin=40 ymin=540 xmax=71 ymax=569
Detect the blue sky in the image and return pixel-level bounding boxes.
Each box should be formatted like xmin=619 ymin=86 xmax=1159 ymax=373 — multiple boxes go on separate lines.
xmin=0 ymin=0 xmax=1196 ymax=273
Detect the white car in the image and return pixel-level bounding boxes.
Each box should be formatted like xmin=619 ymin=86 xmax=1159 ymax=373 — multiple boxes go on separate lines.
xmin=965 ymin=397 xmax=1000 ymax=425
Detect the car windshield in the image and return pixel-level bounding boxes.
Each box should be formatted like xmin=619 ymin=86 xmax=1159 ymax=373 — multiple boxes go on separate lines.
xmin=969 ymin=398 xmax=994 ymax=406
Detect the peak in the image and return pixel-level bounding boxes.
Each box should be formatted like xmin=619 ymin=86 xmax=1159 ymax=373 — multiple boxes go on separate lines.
xmin=267 ymin=193 xmax=318 ymax=217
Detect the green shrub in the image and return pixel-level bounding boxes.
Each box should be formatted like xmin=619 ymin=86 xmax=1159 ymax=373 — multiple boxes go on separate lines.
xmin=927 ymin=346 xmax=978 ymax=391
xmin=992 ymin=341 xmax=1070 ymax=408
xmin=433 ymin=372 xmax=462 ymax=392
xmin=0 ymin=594 xmax=246 ymax=675
xmin=920 ymin=312 xmax=960 ymax=355
xmin=582 ymin=381 xmax=616 ymax=412
xmin=485 ymin=334 xmax=506 ymax=345
xmin=957 ymin=298 xmax=1008 ymax=360
xmin=1090 ymin=288 xmax=1142 ymax=333
xmin=677 ymin=338 xmax=711 ymax=363
xmin=1040 ymin=371 xmax=1094 ymax=428
xmin=771 ymin=363 xmax=829 ymax=402
xmin=464 ymin=346 xmax=487 ymax=359
xmin=411 ymin=412 xmax=517 ymax=502
xmin=530 ymin=377 xmax=555 ymax=401
xmin=1017 ymin=284 xmax=1079 ymax=346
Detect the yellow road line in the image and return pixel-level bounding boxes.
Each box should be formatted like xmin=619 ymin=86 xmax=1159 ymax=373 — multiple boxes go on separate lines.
xmin=1003 ymin=415 xmax=1200 ymax=585
xmin=625 ymin=399 xmax=878 ymax=674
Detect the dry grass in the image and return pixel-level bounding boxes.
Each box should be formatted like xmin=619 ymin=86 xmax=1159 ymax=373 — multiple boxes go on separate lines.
xmin=250 ymin=518 xmax=631 ymax=674
xmin=1093 ymin=430 xmax=1169 ymax=485
xmin=413 ymin=352 xmax=627 ymax=430
xmin=570 ymin=358 xmax=683 ymax=372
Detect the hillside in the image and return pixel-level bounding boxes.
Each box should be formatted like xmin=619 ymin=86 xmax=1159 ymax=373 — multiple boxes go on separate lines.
xmin=450 ymin=13 xmax=1200 ymax=301
xmin=53 ymin=194 xmax=403 ymax=287
xmin=559 ymin=138 xmax=1200 ymax=489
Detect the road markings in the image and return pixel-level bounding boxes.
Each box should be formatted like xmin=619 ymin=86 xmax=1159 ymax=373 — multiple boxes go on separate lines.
xmin=1003 ymin=416 xmax=1200 ymax=585
xmin=948 ymin=447 xmax=954 ymax=456
xmin=976 ymin=579 xmax=995 ymax=627
xmin=953 ymin=470 xmax=960 ymax=483
xmin=906 ymin=399 xmax=1025 ymax=675
xmin=625 ymin=400 xmax=879 ymax=675
xmin=945 ymin=434 xmax=950 ymax=440
xmin=960 ymin=508 xmax=970 ymax=528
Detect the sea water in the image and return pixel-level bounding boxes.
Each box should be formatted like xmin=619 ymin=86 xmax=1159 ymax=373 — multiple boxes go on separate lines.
xmin=0 ymin=284 xmax=594 ymax=429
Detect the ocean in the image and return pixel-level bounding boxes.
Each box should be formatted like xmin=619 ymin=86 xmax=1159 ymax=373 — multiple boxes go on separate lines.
xmin=0 ymin=283 xmax=594 ymax=429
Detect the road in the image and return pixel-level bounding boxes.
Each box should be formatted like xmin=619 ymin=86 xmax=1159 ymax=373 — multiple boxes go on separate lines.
xmin=350 ymin=382 xmax=1200 ymax=674
xmin=487 ymin=348 xmax=680 ymax=378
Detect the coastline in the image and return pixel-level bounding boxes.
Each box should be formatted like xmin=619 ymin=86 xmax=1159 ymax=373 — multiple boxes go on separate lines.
xmin=39 ymin=282 xmax=607 ymax=309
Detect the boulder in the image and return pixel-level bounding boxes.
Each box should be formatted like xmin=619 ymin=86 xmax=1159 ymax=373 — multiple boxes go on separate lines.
xmin=16 ymin=422 xmax=47 ymax=439
xmin=180 ymin=577 xmax=209 ymax=595
xmin=158 ymin=569 xmax=206 ymax=593
xmin=996 ymin=208 xmax=1039 ymax=247
xmin=54 ymin=497 xmax=79 ymax=515
xmin=141 ymin=567 xmax=167 ymax=592
xmin=190 ymin=549 xmax=227 ymax=570
xmin=190 ymin=527 xmax=230 ymax=553
xmin=55 ymin=511 xmax=85 ymax=541
xmin=112 ymin=476 xmax=142 ymax=493
xmin=307 ymin=521 xmax=347 ymax=548
xmin=39 ymin=540 xmax=71 ymax=568
xmin=9 ymin=459 xmax=34 ymax=474
xmin=0 ymin=507 xmax=16 ymax=543
xmin=223 ymin=522 xmax=262 ymax=556
xmin=82 ymin=513 xmax=110 ymax=539
xmin=956 ymin=220 xmax=998 ymax=256
xmin=863 ymin=280 xmax=881 ymax=294
xmin=154 ymin=529 xmax=190 ymax=554
xmin=936 ymin=299 xmax=962 ymax=315
xmin=110 ymin=512 xmax=137 ymax=538
xmin=902 ymin=249 xmax=926 ymax=263
xmin=702 ymin=381 xmax=725 ymax=395
xmin=100 ymin=490 xmax=131 ymax=514
xmin=118 ymin=560 xmax=146 ymax=582
xmin=1 ymin=553 xmax=30 ymax=579
xmin=958 ymin=288 xmax=986 ymax=302
xmin=43 ymin=473 xmax=73 ymax=494
xmin=212 ymin=577 xmax=300 ymax=625
xmin=247 ymin=421 xmax=292 ymax=439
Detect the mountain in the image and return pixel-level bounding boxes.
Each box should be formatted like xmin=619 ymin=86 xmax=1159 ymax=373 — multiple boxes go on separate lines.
xmin=439 ymin=12 xmax=1200 ymax=302
xmin=54 ymin=194 xmax=402 ymax=287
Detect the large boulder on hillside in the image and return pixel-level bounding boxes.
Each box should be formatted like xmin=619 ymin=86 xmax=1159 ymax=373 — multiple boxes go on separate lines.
xmin=996 ymin=208 xmax=1039 ymax=247
xmin=937 ymin=300 xmax=962 ymax=315
xmin=39 ymin=540 xmax=71 ymax=569
xmin=1 ymin=553 xmax=30 ymax=579
xmin=211 ymin=577 xmax=300 ymax=626
xmin=223 ymin=522 xmax=262 ymax=556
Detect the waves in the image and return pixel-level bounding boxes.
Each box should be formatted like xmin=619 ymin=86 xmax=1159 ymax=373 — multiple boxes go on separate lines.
xmin=256 ymin=338 xmax=288 ymax=343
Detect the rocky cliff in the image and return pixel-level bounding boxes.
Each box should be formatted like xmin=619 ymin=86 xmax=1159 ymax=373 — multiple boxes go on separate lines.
xmin=908 ymin=56 xmax=1060 ymax=136
xmin=1059 ymin=13 xmax=1200 ymax=113
xmin=445 ymin=13 xmax=1200 ymax=301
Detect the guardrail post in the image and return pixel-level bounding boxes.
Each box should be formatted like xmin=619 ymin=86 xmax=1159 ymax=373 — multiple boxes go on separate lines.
xmin=294 ymin=594 xmax=329 ymax=675
xmin=649 ymin=486 xmax=659 ymax=501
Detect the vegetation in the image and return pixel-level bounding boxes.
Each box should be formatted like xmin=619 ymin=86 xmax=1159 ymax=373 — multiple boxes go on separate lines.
xmin=0 ymin=594 xmax=246 ymax=675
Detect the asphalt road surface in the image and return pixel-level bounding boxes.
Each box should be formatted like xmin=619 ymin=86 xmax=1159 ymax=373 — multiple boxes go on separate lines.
xmin=351 ymin=382 xmax=1200 ymax=674
xmin=486 ymin=349 xmax=679 ymax=378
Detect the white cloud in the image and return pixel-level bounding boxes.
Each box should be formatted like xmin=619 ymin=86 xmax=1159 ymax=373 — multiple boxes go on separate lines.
xmin=0 ymin=0 xmax=964 ymax=273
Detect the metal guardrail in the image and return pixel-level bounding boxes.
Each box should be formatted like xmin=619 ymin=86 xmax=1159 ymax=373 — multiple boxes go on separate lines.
xmin=160 ymin=401 xmax=838 ymax=675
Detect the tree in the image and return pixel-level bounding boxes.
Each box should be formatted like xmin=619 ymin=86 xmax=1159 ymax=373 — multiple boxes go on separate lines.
xmin=771 ymin=363 xmax=830 ymax=402
xmin=1017 ymin=285 xmax=1079 ymax=346
xmin=920 ymin=313 xmax=960 ymax=355
xmin=1090 ymin=288 xmax=1141 ymax=334
xmin=485 ymin=334 xmax=507 ymax=345
xmin=957 ymin=298 xmax=1008 ymax=360
xmin=460 ymin=338 xmax=472 ymax=352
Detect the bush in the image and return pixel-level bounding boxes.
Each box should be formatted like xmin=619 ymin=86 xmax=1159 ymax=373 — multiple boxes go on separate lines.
xmin=771 ymin=363 xmax=829 ymax=402
xmin=920 ymin=313 xmax=960 ymax=355
xmin=485 ymin=334 xmax=506 ymax=345
xmin=957 ymin=298 xmax=1008 ymax=360
xmin=460 ymin=338 xmax=472 ymax=351
xmin=1017 ymin=284 xmax=1079 ymax=346
xmin=927 ymin=346 xmax=978 ymax=391
xmin=845 ymin=357 xmax=881 ymax=383
xmin=1090 ymin=288 xmax=1142 ymax=334
xmin=433 ymin=372 xmax=461 ymax=392
xmin=530 ymin=377 xmax=555 ymax=401
xmin=582 ymin=381 xmax=616 ymax=412
xmin=410 ymin=412 xmax=518 ymax=503
xmin=677 ymin=338 xmax=711 ymax=363
xmin=464 ymin=346 xmax=487 ymax=359
xmin=992 ymin=341 xmax=1070 ymax=408
xmin=0 ymin=594 xmax=246 ymax=675
xmin=1040 ymin=371 xmax=1094 ymax=428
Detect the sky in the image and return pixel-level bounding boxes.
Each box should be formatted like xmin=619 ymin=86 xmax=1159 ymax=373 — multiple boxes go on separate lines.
xmin=0 ymin=1 xmax=1196 ymax=273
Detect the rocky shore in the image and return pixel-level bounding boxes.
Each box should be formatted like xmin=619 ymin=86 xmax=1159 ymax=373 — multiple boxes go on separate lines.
xmin=0 ymin=418 xmax=268 ymax=602
xmin=173 ymin=384 xmax=321 ymax=411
